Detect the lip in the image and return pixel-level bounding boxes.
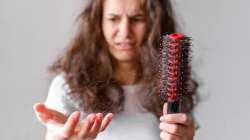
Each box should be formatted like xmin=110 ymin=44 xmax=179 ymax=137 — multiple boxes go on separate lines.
xmin=115 ymin=43 xmax=133 ymax=50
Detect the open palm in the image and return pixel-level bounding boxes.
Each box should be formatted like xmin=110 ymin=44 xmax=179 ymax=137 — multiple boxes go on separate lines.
xmin=33 ymin=103 xmax=113 ymax=140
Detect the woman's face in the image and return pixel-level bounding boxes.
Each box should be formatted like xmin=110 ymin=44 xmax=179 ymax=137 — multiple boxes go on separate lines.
xmin=102 ymin=0 xmax=146 ymax=63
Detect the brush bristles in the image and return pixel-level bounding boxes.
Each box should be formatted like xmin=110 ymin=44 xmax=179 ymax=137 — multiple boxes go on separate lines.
xmin=158 ymin=33 xmax=191 ymax=103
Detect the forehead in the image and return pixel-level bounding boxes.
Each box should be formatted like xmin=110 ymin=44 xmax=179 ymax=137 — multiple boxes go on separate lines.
xmin=103 ymin=0 xmax=145 ymax=15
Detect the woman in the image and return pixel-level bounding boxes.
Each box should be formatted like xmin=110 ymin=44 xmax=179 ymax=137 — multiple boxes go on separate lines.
xmin=33 ymin=0 xmax=197 ymax=139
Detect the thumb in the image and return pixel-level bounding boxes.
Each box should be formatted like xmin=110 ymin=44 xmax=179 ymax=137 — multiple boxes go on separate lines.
xmin=33 ymin=103 xmax=67 ymax=124
xmin=33 ymin=103 xmax=51 ymax=124
xmin=163 ymin=102 xmax=168 ymax=115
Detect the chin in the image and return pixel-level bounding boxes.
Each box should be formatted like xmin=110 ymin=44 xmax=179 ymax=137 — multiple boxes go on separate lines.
xmin=113 ymin=56 xmax=135 ymax=63
xmin=116 ymin=57 xmax=133 ymax=63
xmin=111 ymin=52 xmax=135 ymax=63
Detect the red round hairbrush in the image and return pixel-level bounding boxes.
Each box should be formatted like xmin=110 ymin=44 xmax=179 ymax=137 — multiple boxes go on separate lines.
xmin=158 ymin=33 xmax=192 ymax=113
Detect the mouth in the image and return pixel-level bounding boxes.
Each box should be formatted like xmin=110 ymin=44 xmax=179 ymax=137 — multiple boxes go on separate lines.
xmin=115 ymin=42 xmax=134 ymax=50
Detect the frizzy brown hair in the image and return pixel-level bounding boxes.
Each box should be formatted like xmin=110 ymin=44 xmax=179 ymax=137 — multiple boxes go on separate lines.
xmin=49 ymin=0 xmax=198 ymax=118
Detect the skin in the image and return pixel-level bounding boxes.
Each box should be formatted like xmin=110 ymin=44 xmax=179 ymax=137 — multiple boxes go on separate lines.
xmin=102 ymin=0 xmax=146 ymax=85
xmin=33 ymin=103 xmax=113 ymax=140
xmin=33 ymin=0 xmax=195 ymax=139
xmin=159 ymin=103 xmax=195 ymax=140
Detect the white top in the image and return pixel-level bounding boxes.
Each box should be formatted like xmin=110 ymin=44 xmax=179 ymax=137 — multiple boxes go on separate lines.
xmin=45 ymin=75 xmax=161 ymax=140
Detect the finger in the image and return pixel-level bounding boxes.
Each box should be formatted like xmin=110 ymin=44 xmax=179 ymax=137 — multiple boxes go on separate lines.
xmin=159 ymin=122 xmax=187 ymax=138
xmin=163 ymin=103 xmax=168 ymax=115
xmin=99 ymin=113 xmax=113 ymax=132
xmin=161 ymin=113 xmax=192 ymax=126
xmin=89 ymin=113 xmax=103 ymax=137
xmin=160 ymin=131 xmax=181 ymax=140
xmin=61 ymin=111 xmax=80 ymax=138
xmin=78 ymin=113 xmax=96 ymax=138
xmin=33 ymin=103 xmax=52 ymax=124
xmin=33 ymin=103 xmax=46 ymax=113
xmin=33 ymin=103 xmax=67 ymax=124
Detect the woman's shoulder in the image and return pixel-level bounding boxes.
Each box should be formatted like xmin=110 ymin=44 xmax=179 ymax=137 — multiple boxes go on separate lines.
xmin=45 ymin=74 xmax=85 ymax=116
xmin=46 ymin=74 xmax=70 ymax=99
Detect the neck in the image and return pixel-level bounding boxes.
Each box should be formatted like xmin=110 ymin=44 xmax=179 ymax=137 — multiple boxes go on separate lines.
xmin=114 ymin=61 xmax=138 ymax=85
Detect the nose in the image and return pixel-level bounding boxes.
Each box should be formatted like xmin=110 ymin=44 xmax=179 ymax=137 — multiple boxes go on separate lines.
xmin=118 ymin=18 xmax=131 ymax=40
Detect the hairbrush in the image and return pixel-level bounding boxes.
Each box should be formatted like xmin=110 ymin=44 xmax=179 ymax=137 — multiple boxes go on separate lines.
xmin=158 ymin=33 xmax=191 ymax=113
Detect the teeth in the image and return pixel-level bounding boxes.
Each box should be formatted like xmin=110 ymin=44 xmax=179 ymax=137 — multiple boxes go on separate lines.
xmin=116 ymin=43 xmax=132 ymax=49
xmin=121 ymin=43 xmax=130 ymax=47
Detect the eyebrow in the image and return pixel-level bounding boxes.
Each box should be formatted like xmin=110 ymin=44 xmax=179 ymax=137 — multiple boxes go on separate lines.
xmin=107 ymin=13 xmax=144 ymax=17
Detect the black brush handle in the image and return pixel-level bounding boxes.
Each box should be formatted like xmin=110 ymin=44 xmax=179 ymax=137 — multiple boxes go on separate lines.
xmin=167 ymin=100 xmax=180 ymax=114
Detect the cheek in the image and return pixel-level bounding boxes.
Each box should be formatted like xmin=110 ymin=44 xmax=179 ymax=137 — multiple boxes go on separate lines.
xmin=102 ymin=22 xmax=116 ymax=41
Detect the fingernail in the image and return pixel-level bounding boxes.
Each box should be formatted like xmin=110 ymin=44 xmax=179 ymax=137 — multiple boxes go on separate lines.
xmin=109 ymin=113 xmax=113 ymax=118
xmin=87 ymin=114 xmax=95 ymax=123
xmin=97 ymin=113 xmax=103 ymax=118
xmin=90 ymin=116 xmax=96 ymax=123
xmin=160 ymin=116 xmax=164 ymax=121
xmin=72 ymin=112 xmax=80 ymax=119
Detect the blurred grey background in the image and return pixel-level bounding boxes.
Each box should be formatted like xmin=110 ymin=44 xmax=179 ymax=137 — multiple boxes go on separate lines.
xmin=0 ymin=0 xmax=249 ymax=139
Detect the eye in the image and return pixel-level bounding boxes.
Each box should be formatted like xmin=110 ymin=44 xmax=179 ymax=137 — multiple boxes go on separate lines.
xmin=130 ymin=16 xmax=145 ymax=23
xmin=107 ymin=16 xmax=119 ymax=23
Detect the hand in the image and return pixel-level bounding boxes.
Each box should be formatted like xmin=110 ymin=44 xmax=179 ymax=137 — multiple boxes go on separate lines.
xmin=159 ymin=103 xmax=195 ymax=140
xmin=33 ymin=103 xmax=113 ymax=140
